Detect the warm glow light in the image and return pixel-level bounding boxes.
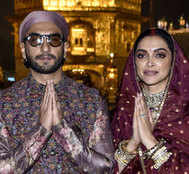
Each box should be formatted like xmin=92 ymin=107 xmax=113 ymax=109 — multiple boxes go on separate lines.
xmin=72 ymin=28 xmax=85 ymax=32
xmin=51 ymin=1 xmax=58 ymax=7
xmin=92 ymin=1 xmax=99 ymax=6
xmin=110 ymin=69 xmax=115 ymax=73
xmin=87 ymin=48 xmax=94 ymax=52
xmin=179 ymin=16 xmax=185 ymax=26
xmin=71 ymin=47 xmax=86 ymax=55
xmin=72 ymin=69 xmax=85 ymax=72
xmin=109 ymin=0 xmax=115 ymax=6
xmin=110 ymin=52 xmax=114 ymax=58
xmin=108 ymin=72 xmax=115 ymax=79
xmin=157 ymin=18 xmax=167 ymax=30
xmin=0 ymin=66 xmax=3 ymax=81
xmin=43 ymin=0 xmax=116 ymax=10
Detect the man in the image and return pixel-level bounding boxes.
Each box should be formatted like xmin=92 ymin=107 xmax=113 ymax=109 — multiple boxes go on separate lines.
xmin=0 ymin=11 xmax=114 ymax=173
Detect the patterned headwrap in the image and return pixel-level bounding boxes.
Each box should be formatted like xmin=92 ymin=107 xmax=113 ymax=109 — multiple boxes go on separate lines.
xmin=19 ymin=10 xmax=69 ymax=43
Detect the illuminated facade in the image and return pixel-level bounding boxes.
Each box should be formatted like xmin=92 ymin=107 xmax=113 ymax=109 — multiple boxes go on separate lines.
xmin=157 ymin=16 xmax=189 ymax=59
xmin=9 ymin=0 xmax=144 ymax=105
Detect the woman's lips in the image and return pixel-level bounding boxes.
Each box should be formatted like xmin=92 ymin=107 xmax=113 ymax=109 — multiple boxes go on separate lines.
xmin=143 ymin=70 xmax=158 ymax=76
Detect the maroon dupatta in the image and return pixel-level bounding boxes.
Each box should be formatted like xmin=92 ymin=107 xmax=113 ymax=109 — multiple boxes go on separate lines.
xmin=112 ymin=36 xmax=189 ymax=173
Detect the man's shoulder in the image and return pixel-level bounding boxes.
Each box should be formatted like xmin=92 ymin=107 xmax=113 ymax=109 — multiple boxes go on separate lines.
xmin=0 ymin=77 xmax=29 ymax=102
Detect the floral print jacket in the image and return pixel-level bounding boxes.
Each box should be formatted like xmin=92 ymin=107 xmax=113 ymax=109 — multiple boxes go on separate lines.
xmin=0 ymin=74 xmax=114 ymax=174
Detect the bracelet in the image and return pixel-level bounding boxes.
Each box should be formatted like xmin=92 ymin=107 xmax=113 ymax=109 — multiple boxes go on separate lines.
xmin=114 ymin=140 xmax=136 ymax=166
xmin=151 ymin=145 xmax=172 ymax=169
xmin=152 ymin=146 xmax=167 ymax=161
xmin=145 ymin=139 xmax=165 ymax=159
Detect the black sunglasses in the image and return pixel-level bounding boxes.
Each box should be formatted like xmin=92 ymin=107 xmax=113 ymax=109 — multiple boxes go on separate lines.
xmin=24 ymin=33 xmax=65 ymax=47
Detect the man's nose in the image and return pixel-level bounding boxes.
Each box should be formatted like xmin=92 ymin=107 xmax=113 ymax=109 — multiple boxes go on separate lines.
xmin=41 ymin=37 xmax=51 ymax=52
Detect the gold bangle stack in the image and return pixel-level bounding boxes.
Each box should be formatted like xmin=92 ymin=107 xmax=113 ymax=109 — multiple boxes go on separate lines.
xmin=145 ymin=139 xmax=164 ymax=159
xmin=145 ymin=139 xmax=172 ymax=169
xmin=151 ymin=145 xmax=172 ymax=169
xmin=114 ymin=140 xmax=136 ymax=166
xmin=114 ymin=139 xmax=172 ymax=170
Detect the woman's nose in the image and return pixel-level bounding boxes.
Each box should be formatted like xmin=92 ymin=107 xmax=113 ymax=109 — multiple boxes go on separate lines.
xmin=147 ymin=57 xmax=155 ymax=67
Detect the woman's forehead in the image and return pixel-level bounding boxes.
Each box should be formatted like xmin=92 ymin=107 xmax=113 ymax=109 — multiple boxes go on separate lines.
xmin=137 ymin=36 xmax=170 ymax=51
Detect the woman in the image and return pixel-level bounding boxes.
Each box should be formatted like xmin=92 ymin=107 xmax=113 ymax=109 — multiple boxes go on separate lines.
xmin=112 ymin=28 xmax=189 ymax=173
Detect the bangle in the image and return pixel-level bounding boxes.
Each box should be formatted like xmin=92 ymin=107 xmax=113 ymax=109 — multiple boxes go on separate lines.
xmin=151 ymin=145 xmax=172 ymax=169
xmin=114 ymin=140 xmax=136 ymax=166
xmin=145 ymin=139 xmax=165 ymax=159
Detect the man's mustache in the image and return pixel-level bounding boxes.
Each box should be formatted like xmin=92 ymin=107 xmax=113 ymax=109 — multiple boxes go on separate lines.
xmin=35 ymin=54 xmax=56 ymax=60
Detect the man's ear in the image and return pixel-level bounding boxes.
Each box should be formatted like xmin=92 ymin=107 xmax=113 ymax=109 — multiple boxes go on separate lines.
xmin=63 ymin=41 xmax=69 ymax=59
xmin=20 ymin=42 xmax=26 ymax=60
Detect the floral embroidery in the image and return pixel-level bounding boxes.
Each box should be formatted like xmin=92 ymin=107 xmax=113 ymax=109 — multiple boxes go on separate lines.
xmin=0 ymin=74 xmax=114 ymax=173
xmin=0 ymin=124 xmax=9 ymax=138
xmin=89 ymin=109 xmax=107 ymax=147
xmin=57 ymin=120 xmax=83 ymax=158
xmin=0 ymin=157 xmax=15 ymax=174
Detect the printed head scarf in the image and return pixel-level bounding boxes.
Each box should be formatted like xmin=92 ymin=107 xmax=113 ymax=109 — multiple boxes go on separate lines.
xmin=19 ymin=10 xmax=69 ymax=43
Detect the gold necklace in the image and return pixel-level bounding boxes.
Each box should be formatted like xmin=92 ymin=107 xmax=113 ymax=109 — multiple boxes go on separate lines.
xmin=143 ymin=89 xmax=165 ymax=123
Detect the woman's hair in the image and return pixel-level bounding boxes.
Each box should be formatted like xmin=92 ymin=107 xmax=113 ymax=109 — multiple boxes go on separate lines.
xmin=133 ymin=28 xmax=174 ymax=56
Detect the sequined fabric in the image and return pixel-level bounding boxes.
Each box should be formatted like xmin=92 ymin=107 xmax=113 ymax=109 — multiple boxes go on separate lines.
xmin=0 ymin=73 xmax=114 ymax=173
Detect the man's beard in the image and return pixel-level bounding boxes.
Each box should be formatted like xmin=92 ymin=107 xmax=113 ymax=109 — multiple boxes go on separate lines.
xmin=24 ymin=52 xmax=65 ymax=74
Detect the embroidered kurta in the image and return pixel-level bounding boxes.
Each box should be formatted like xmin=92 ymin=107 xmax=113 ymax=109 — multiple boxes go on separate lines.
xmin=0 ymin=74 xmax=114 ymax=174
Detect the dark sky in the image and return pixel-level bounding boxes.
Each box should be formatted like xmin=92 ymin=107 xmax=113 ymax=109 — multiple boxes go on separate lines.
xmin=141 ymin=0 xmax=189 ymax=28
xmin=0 ymin=0 xmax=188 ymax=72
xmin=153 ymin=0 xmax=189 ymax=25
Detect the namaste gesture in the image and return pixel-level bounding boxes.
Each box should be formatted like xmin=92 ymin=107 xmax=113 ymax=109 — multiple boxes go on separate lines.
xmin=126 ymin=93 xmax=158 ymax=153
xmin=40 ymin=80 xmax=62 ymax=131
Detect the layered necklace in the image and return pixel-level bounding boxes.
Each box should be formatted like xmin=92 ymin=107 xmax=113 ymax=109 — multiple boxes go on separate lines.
xmin=143 ymin=89 xmax=165 ymax=124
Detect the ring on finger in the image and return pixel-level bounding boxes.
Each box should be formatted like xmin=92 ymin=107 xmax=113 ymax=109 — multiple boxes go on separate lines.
xmin=139 ymin=113 xmax=146 ymax=117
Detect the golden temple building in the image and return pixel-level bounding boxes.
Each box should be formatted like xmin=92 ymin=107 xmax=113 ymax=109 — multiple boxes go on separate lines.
xmin=9 ymin=0 xmax=145 ymax=105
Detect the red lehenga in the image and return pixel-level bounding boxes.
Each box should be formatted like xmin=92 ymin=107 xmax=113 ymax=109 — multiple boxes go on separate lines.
xmin=112 ymin=38 xmax=189 ymax=173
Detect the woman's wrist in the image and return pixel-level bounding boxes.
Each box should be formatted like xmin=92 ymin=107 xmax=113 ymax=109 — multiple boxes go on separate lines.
xmin=146 ymin=139 xmax=172 ymax=169
xmin=144 ymin=136 xmax=158 ymax=150
xmin=114 ymin=139 xmax=136 ymax=168
xmin=127 ymin=139 xmax=139 ymax=153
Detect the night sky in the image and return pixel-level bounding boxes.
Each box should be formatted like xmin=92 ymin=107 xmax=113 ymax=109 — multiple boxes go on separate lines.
xmin=0 ymin=0 xmax=188 ymax=73
xmin=152 ymin=0 xmax=189 ymax=25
